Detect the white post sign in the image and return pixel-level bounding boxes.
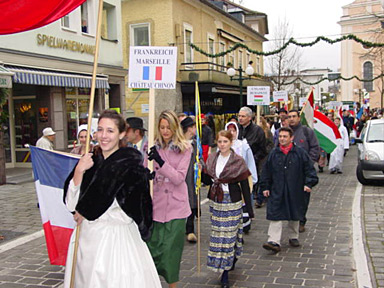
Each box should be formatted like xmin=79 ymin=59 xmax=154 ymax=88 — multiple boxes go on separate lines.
xmin=272 ymin=90 xmax=288 ymax=102
xmin=247 ymin=86 xmax=270 ymax=105
xmin=299 ymin=97 xmax=307 ymax=107
xmin=128 ymin=46 xmax=177 ymax=90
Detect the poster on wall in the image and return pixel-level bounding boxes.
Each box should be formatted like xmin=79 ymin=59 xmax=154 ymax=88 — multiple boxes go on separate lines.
xmin=247 ymin=86 xmax=270 ymax=106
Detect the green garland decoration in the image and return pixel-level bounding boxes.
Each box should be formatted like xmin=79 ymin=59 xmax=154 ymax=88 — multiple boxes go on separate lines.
xmin=266 ymin=73 xmax=384 ymax=86
xmin=190 ymin=34 xmax=384 ymax=58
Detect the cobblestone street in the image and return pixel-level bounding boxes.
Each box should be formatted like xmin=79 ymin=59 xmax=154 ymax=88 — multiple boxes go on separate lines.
xmin=0 ymin=146 xmax=383 ymax=288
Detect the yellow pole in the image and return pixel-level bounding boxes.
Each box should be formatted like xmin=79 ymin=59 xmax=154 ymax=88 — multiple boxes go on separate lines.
xmin=70 ymin=0 xmax=104 ymax=287
xmin=256 ymin=105 xmax=261 ymax=126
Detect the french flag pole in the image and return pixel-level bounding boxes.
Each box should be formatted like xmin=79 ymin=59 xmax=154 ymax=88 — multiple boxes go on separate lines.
xmin=69 ymin=0 xmax=105 ymax=287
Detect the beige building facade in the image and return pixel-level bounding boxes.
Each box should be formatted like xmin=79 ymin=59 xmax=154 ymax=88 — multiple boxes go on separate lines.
xmin=339 ymin=0 xmax=384 ymax=109
xmin=121 ymin=0 xmax=270 ymax=123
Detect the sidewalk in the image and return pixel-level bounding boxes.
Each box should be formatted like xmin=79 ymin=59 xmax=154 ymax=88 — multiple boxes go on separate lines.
xmin=0 ymin=146 xmax=382 ymax=288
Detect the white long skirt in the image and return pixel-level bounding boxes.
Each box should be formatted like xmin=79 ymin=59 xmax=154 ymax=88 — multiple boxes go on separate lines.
xmin=329 ymin=141 xmax=344 ymax=172
xmin=63 ymin=200 xmax=161 ymax=288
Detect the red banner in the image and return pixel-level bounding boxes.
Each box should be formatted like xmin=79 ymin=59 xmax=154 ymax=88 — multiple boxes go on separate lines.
xmin=0 ymin=0 xmax=86 ymax=35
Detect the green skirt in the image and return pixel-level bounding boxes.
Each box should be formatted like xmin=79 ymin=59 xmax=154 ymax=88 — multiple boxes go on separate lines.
xmin=147 ymin=219 xmax=186 ymax=284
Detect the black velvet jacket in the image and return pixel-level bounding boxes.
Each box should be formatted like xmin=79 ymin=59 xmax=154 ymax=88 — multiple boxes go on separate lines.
xmin=63 ymin=147 xmax=153 ymax=242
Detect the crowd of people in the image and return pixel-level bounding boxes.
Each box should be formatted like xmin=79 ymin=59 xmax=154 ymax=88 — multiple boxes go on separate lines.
xmin=32 ymin=104 xmax=382 ymax=288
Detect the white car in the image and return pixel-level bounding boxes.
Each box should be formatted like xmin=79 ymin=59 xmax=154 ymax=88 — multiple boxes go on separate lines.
xmin=355 ymin=119 xmax=384 ymax=185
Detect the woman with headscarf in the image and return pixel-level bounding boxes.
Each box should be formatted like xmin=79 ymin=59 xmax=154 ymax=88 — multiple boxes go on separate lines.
xmin=63 ymin=110 xmax=161 ymax=288
xmin=70 ymin=124 xmax=93 ymax=155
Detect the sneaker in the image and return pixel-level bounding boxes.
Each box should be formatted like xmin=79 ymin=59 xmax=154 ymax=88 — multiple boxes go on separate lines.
xmin=299 ymin=224 xmax=306 ymax=233
xmin=262 ymin=241 xmax=281 ymax=253
xmin=289 ymin=239 xmax=300 ymax=247
xmin=187 ymin=233 xmax=197 ymax=243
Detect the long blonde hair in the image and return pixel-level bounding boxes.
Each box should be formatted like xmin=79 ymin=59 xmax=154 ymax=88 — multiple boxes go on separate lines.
xmin=155 ymin=110 xmax=189 ymax=152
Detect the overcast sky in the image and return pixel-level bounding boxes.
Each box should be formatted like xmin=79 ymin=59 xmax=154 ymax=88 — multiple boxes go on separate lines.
xmin=241 ymin=0 xmax=353 ymax=72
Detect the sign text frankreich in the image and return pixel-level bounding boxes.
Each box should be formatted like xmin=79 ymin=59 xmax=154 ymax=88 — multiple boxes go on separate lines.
xmin=128 ymin=46 xmax=177 ymax=90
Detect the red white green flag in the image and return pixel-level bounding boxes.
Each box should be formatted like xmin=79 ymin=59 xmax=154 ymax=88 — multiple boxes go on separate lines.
xmin=300 ymin=88 xmax=341 ymax=153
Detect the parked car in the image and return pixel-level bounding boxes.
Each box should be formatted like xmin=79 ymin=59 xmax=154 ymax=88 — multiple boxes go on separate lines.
xmin=355 ymin=119 xmax=384 ymax=185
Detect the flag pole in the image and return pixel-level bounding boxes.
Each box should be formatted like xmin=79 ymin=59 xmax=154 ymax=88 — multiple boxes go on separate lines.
xmin=148 ymin=88 xmax=155 ymax=197
xmin=195 ymin=81 xmax=202 ymax=275
xmin=70 ymin=0 xmax=104 ymax=287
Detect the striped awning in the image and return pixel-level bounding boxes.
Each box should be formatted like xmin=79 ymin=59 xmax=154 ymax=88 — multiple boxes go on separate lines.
xmin=6 ymin=65 xmax=110 ymax=89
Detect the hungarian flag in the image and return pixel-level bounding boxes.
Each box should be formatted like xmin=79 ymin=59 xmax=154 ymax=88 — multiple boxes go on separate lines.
xmin=30 ymin=146 xmax=79 ymax=265
xmin=0 ymin=0 xmax=86 ymax=35
xmin=300 ymin=89 xmax=341 ymax=154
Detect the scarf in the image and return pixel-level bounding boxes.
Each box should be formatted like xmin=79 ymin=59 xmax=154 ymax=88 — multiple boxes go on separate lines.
xmin=205 ymin=149 xmax=251 ymax=202
xmin=280 ymin=142 xmax=293 ymax=155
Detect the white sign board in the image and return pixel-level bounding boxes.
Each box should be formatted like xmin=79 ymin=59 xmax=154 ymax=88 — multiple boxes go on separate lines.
xmin=272 ymin=90 xmax=288 ymax=102
xmin=247 ymin=86 xmax=270 ymax=105
xmin=141 ymin=104 xmax=149 ymax=114
xmin=342 ymin=105 xmax=350 ymax=111
xmin=128 ymin=46 xmax=177 ymax=89
xmin=328 ymin=101 xmax=342 ymax=109
xmin=299 ymin=97 xmax=307 ymax=107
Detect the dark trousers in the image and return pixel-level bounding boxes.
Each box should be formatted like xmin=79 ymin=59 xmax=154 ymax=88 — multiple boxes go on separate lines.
xmin=186 ymin=208 xmax=198 ymax=234
xmin=300 ymin=192 xmax=311 ymax=226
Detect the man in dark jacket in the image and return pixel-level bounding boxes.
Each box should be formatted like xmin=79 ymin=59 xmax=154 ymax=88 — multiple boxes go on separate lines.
xmin=238 ymin=106 xmax=267 ymax=206
xmin=288 ymin=109 xmax=320 ymax=232
xmin=260 ymin=127 xmax=318 ymax=253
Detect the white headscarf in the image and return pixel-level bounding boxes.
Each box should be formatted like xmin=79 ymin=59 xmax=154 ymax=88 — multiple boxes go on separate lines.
xmin=224 ymin=121 xmax=244 ymax=156
xmin=77 ymin=124 xmax=90 ymax=140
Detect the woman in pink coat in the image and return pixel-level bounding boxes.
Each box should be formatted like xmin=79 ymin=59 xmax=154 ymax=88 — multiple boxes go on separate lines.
xmin=147 ymin=110 xmax=192 ymax=288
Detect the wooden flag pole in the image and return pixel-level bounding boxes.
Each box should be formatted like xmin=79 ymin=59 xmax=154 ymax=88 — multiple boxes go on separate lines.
xmin=195 ymin=81 xmax=201 ymax=274
xmin=256 ymin=105 xmax=261 ymax=126
xmin=70 ymin=0 xmax=104 ymax=287
xmin=147 ymin=88 xmax=155 ymax=197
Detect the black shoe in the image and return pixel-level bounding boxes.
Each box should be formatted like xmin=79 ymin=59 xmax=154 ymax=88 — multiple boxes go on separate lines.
xmin=220 ymin=270 xmax=229 ymax=287
xmin=289 ymin=239 xmax=300 ymax=247
xmin=337 ymin=170 xmax=343 ymax=174
xmin=221 ymin=283 xmax=230 ymax=288
xmin=330 ymin=169 xmax=336 ymax=174
xmin=262 ymin=241 xmax=281 ymax=253
xmin=299 ymin=224 xmax=306 ymax=233
xmin=318 ymin=167 xmax=323 ymax=173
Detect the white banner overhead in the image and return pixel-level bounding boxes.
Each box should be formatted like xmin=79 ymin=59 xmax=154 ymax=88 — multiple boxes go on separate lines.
xmin=272 ymin=90 xmax=288 ymax=102
xmin=247 ymin=86 xmax=270 ymax=106
xmin=128 ymin=46 xmax=178 ymax=90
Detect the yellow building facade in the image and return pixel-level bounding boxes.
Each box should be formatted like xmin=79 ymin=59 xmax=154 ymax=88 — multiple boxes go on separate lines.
xmin=339 ymin=0 xmax=384 ymax=109
xmin=121 ymin=0 xmax=269 ymax=121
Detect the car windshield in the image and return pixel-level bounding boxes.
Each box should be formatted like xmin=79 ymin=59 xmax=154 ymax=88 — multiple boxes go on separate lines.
xmin=367 ymin=122 xmax=384 ymax=142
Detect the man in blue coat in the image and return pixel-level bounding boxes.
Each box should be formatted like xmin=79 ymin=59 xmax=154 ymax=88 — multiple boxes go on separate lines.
xmin=260 ymin=127 xmax=318 ymax=253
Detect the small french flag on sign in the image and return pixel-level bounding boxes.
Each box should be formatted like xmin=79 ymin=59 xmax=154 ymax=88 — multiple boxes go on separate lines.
xmin=142 ymin=66 xmax=163 ymax=81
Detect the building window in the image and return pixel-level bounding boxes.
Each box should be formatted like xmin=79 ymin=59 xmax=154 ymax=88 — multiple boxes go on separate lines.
xmin=81 ymin=2 xmax=89 ymax=33
xmin=131 ymin=23 xmax=150 ymax=46
xmin=229 ymin=46 xmax=234 ymax=67
xmin=219 ymin=42 xmax=226 ymax=71
xmin=208 ymin=35 xmax=215 ymax=69
xmin=184 ymin=24 xmax=193 ymax=67
xmin=256 ymin=56 xmax=261 ymax=74
xmin=238 ymin=50 xmax=243 ymax=69
xmin=363 ymin=61 xmax=373 ymax=92
xmin=101 ymin=3 xmax=117 ymax=40
xmin=61 ymin=15 xmax=70 ymax=28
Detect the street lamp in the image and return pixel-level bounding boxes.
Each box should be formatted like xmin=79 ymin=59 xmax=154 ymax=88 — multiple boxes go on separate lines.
xmin=226 ymin=63 xmax=254 ymax=107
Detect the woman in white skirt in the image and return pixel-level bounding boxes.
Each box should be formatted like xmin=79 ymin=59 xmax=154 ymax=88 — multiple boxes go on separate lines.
xmin=63 ymin=110 xmax=161 ymax=288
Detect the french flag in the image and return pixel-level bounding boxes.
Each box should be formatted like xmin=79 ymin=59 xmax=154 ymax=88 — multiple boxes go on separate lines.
xmin=142 ymin=66 xmax=162 ymax=81
xmin=30 ymin=146 xmax=79 ymax=265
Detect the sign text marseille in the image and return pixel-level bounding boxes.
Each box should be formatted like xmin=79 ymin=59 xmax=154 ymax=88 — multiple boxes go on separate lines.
xmin=128 ymin=47 xmax=177 ymax=90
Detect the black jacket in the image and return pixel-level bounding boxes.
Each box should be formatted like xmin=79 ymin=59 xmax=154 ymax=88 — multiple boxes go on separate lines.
xmin=260 ymin=144 xmax=318 ymax=221
xmin=63 ymin=147 xmax=153 ymax=242
xmin=238 ymin=122 xmax=267 ymax=164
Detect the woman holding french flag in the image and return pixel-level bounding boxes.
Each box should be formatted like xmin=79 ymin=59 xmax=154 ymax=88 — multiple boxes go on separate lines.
xmin=63 ymin=110 xmax=161 ymax=288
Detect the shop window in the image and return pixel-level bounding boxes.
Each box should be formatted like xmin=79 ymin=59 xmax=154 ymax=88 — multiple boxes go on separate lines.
xmin=363 ymin=61 xmax=373 ymax=92
xmin=131 ymin=23 xmax=150 ymax=46
xmin=66 ymin=88 xmax=100 ymax=147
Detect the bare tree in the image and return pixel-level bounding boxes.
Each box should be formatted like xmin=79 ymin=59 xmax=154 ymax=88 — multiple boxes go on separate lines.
xmin=266 ymin=18 xmax=303 ymax=91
